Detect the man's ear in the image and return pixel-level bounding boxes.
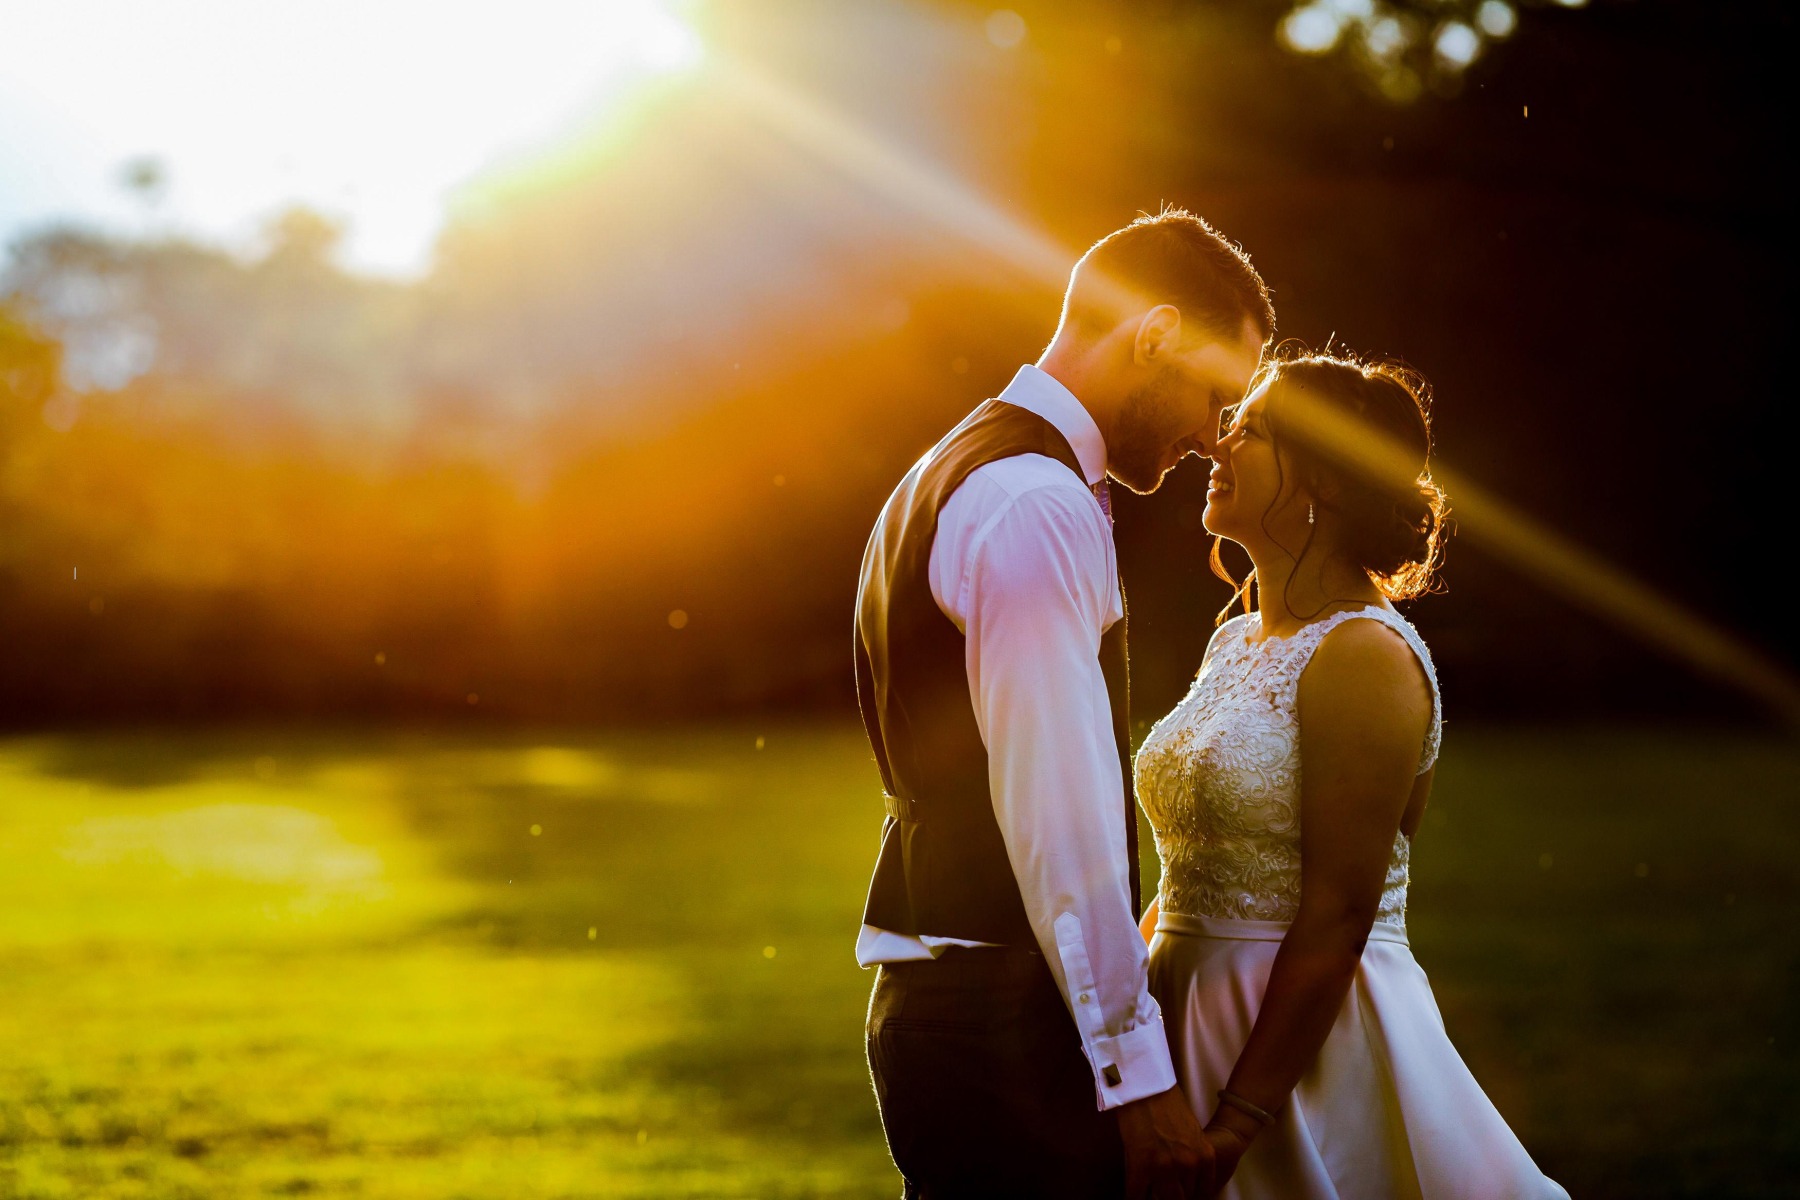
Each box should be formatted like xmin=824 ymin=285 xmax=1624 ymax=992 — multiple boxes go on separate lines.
xmin=1132 ymin=305 xmax=1182 ymax=366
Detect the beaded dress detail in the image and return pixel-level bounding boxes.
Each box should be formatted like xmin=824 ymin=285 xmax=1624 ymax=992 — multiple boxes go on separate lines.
xmin=1142 ymin=606 xmax=1568 ymax=1199
xmin=1135 ymin=606 xmax=1441 ymax=928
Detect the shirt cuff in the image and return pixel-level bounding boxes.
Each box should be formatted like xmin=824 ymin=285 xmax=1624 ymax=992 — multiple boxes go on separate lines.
xmin=1081 ymin=1012 xmax=1178 ymax=1110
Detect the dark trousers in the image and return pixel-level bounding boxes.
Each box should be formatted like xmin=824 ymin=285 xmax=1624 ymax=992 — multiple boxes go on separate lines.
xmin=866 ymin=947 xmax=1125 ymax=1199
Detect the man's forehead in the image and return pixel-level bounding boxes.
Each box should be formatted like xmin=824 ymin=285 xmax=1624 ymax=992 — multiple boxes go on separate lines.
xmin=1228 ymin=318 xmax=1268 ymax=384
xmin=1188 ymin=322 xmax=1266 ymax=392
xmin=1239 ymin=378 xmax=1273 ymax=412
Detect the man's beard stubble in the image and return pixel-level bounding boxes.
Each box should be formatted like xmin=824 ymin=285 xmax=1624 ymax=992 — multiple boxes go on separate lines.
xmin=1108 ymin=373 xmax=1187 ymax=495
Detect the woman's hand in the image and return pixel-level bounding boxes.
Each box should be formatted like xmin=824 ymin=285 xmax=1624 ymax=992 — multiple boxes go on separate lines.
xmin=1201 ymin=1125 xmax=1250 ymax=1194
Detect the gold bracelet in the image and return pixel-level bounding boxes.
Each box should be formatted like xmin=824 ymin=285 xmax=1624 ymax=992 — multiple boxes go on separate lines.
xmin=1217 ymin=1089 xmax=1276 ymax=1126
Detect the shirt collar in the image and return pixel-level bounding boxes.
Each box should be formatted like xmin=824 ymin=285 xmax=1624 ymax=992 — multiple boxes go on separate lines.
xmin=996 ymin=364 xmax=1107 ymax=486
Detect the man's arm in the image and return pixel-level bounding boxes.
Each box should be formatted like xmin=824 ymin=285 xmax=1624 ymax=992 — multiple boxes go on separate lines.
xmin=959 ymin=481 xmax=1210 ymax=1195
xmin=962 ymin=482 xmax=1175 ymax=1106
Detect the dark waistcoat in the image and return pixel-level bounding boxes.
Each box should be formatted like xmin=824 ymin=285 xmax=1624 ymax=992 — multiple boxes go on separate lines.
xmin=855 ymin=398 xmax=1139 ymax=948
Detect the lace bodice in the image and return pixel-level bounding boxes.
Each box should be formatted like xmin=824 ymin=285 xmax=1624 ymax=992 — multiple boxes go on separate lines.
xmin=1135 ymin=606 xmax=1442 ymax=927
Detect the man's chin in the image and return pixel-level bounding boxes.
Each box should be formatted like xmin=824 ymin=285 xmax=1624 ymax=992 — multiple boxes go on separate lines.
xmin=1110 ymin=452 xmax=1180 ymax=496
xmin=1110 ymin=465 xmax=1169 ymax=496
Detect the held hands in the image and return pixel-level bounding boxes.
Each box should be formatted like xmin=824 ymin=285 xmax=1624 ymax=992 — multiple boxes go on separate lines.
xmin=1200 ymin=1125 xmax=1250 ymax=1193
xmin=1197 ymin=1101 xmax=1264 ymax=1195
xmin=1118 ymin=1086 xmax=1214 ymax=1199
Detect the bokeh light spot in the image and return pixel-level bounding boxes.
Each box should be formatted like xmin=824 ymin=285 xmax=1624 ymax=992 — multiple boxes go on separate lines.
xmin=1280 ymin=6 xmax=1343 ymax=55
xmin=1477 ymin=1 xmax=1518 ymax=38
xmin=1434 ymin=21 xmax=1482 ymax=69
xmin=1364 ymin=15 xmax=1410 ymax=62
xmin=986 ymin=10 xmax=1028 ymax=50
xmin=1379 ymin=66 xmax=1424 ymax=102
xmin=668 ymin=609 xmax=689 ymax=630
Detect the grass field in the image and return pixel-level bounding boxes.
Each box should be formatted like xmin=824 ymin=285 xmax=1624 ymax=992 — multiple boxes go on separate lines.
xmin=1 ymin=723 xmax=1795 ymax=1198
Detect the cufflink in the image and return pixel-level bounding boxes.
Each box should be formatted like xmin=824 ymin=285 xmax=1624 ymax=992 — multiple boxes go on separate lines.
xmin=1103 ymin=1064 xmax=1122 ymax=1087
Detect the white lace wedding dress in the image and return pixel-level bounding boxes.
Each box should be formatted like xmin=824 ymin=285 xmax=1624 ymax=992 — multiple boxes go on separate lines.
xmin=1137 ymin=606 xmax=1567 ymax=1200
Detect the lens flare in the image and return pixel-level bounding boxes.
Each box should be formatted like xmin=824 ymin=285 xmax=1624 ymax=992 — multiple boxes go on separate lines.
xmin=1273 ymin=386 xmax=1800 ymax=727
xmin=0 ymin=0 xmax=704 ymax=276
xmin=713 ymin=56 xmax=1800 ymax=726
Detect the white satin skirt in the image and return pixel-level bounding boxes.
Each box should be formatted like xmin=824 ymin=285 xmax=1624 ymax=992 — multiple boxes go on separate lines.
xmin=1149 ymin=912 xmax=1569 ymax=1200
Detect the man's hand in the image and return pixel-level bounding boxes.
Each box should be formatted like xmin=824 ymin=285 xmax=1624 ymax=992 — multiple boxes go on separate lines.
xmin=1117 ymin=1086 xmax=1213 ymax=1199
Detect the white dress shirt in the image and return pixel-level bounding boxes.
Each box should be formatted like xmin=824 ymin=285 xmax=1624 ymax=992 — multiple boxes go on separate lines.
xmin=855 ymin=364 xmax=1177 ymax=1111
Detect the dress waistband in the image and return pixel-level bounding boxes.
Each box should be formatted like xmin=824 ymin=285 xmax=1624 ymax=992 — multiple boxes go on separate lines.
xmin=1155 ymin=910 xmax=1409 ymax=948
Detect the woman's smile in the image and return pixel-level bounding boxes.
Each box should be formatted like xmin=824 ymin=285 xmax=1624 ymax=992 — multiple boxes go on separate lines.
xmin=1203 ymin=460 xmax=1240 ymax=539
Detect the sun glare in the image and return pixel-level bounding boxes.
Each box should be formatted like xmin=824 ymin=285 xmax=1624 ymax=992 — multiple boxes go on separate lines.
xmin=0 ymin=0 xmax=703 ymax=276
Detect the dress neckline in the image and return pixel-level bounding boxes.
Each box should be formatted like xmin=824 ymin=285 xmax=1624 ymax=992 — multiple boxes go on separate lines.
xmin=1241 ymin=603 xmax=1396 ymax=649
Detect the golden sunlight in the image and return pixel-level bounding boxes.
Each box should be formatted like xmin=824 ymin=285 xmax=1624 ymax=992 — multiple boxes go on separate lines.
xmin=0 ymin=0 xmax=703 ymax=275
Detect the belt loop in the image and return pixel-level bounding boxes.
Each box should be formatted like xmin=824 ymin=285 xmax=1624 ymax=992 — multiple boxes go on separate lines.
xmin=883 ymin=792 xmax=920 ymax=821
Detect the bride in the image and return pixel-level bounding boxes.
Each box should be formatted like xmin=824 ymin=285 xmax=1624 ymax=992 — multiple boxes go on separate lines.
xmin=1135 ymin=352 xmax=1567 ymax=1198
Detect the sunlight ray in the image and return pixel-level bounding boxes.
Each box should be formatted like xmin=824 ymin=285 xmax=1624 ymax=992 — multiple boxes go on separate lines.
xmin=713 ymin=57 xmax=1072 ymax=286
xmin=1277 ymin=386 xmax=1800 ymax=726
xmin=717 ymin=55 xmax=1800 ymax=726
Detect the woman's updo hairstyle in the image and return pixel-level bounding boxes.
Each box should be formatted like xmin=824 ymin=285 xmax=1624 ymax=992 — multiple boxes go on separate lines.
xmin=1258 ymin=349 xmax=1450 ymax=601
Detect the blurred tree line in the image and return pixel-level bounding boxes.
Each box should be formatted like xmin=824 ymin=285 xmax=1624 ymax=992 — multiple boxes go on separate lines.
xmin=1 ymin=0 xmax=1791 ymax=729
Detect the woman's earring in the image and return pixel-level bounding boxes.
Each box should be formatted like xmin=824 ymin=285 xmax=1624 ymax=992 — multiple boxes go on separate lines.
xmin=1308 ymin=503 xmax=1316 ymax=526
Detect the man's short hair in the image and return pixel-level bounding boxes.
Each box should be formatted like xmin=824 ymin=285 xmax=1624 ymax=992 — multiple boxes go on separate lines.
xmin=1067 ymin=206 xmax=1274 ymax=346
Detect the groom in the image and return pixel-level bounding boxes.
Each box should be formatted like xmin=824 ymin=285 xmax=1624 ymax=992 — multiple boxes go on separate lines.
xmin=855 ymin=209 xmax=1273 ymax=1198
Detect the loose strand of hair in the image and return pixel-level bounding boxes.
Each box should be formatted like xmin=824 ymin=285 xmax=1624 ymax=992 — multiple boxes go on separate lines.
xmin=1208 ymin=537 xmax=1256 ymax=627
xmin=1281 ymin=519 xmax=1337 ymax=623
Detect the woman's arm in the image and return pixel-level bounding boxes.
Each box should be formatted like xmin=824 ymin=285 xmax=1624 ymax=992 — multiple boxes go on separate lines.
xmin=1202 ymin=620 xmax=1434 ymax=1176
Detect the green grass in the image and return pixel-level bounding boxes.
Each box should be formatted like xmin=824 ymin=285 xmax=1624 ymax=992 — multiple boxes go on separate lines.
xmin=0 ymin=724 xmax=1795 ymax=1198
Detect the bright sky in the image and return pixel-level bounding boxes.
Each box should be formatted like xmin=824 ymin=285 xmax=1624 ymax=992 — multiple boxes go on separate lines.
xmin=0 ymin=0 xmax=702 ymax=277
